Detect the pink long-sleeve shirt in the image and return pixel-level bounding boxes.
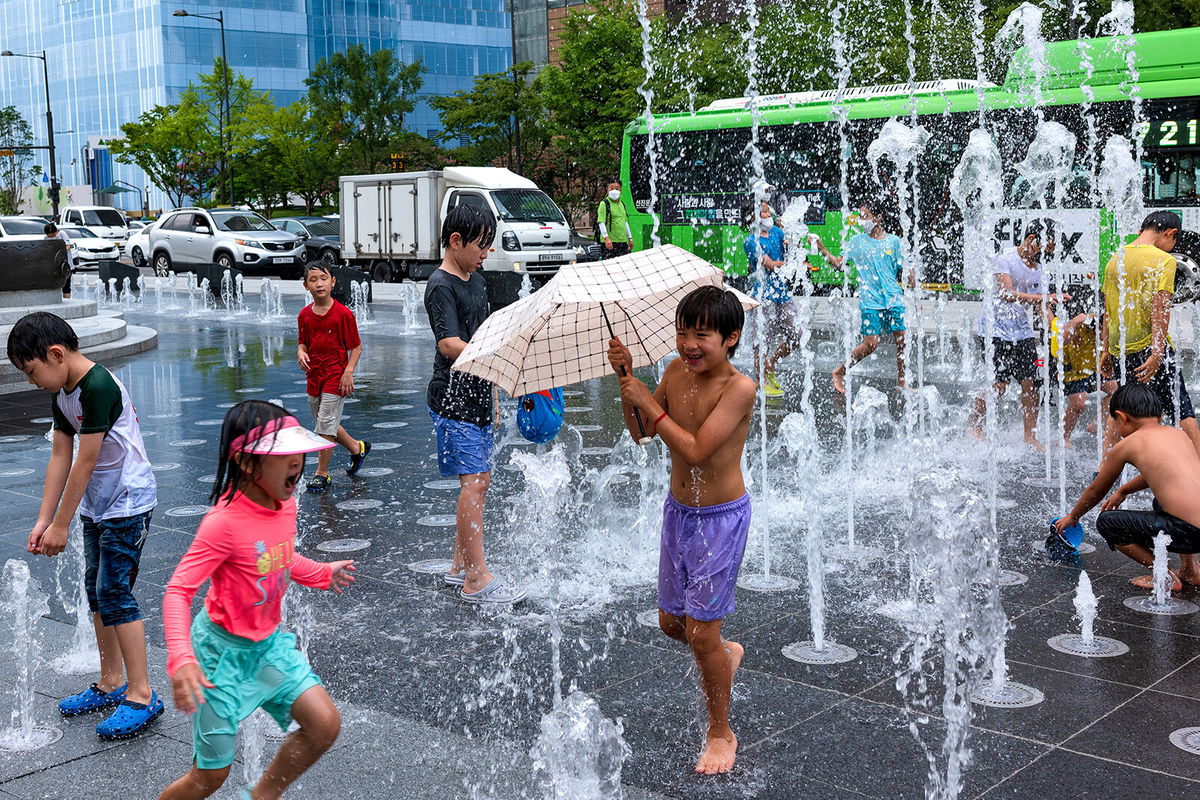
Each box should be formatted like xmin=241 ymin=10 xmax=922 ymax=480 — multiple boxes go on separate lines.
xmin=163 ymin=491 xmax=332 ymax=676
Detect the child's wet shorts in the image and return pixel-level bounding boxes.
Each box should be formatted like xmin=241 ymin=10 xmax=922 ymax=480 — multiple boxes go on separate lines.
xmin=429 ymin=408 xmax=493 ymax=477
xmin=658 ymin=493 xmax=751 ymax=622
xmin=1096 ymin=498 xmax=1200 ymax=554
xmin=860 ymin=306 xmax=906 ymax=336
xmin=190 ymin=610 xmax=322 ymax=769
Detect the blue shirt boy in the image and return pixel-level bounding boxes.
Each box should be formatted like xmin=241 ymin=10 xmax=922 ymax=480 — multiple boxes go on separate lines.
xmin=744 ymin=227 xmax=789 ymax=304
xmin=846 ymin=232 xmax=904 ymax=310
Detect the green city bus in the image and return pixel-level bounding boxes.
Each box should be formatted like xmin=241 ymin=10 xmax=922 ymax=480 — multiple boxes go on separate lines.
xmin=620 ymin=26 xmax=1200 ymax=294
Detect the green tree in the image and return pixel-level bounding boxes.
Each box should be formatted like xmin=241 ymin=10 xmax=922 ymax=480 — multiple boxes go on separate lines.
xmin=190 ymin=58 xmax=269 ymax=204
xmin=0 ymin=106 xmax=35 ymax=214
xmin=305 ymin=44 xmax=425 ymax=174
xmin=108 ymin=103 xmax=212 ymax=208
xmin=431 ymin=62 xmax=548 ymax=174
xmin=236 ymin=98 xmax=340 ymax=215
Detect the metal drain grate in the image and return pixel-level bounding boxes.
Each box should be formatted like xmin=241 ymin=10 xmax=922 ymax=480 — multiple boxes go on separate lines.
xmin=408 ymin=558 xmax=454 ymax=574
xmin=336 ymin=499 xmax=383 ymax=511
xmin=417 ymin=514 xmax=457 ymax=527
xmin=1169 ymin=727 xmax=1200 ymax=755
xmin=997 ymin=570 xmax=1028 ymax=586
xmin=1123 ymin=595 xmax=1200 ymax=616
xmin=635 ymin=609 xmax=659 ymax=628
xmin=316 ymin=538 xmax=371 ymax=554
xmin=1047 ymin=633 xmax=1129 ymax=658
xmin=970 ymin=681 xmax=1044 ymax=709
xmin=0 ymin=726 xmax=63 ymax=752
xmin=782 ymin=641 xmax=858 ymax=665
xmin=737 ymin=574 xmax=801 ymax=592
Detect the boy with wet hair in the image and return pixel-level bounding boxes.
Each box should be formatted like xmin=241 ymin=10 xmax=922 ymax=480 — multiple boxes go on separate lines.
xmin=1056 ymin=382 xmax=1200 ymax=590
xmin=608 ymin=284 xmax=756 ymax=775
xmin=426 ymin=204 xmax=525 ymax=605
xmin=297 ymin=260 xmax=369 ymax=492
xmin=8 ymin=311 xmax=162 ymax=738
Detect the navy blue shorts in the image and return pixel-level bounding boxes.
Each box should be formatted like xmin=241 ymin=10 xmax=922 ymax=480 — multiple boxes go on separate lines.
xmin=429 ymin=408 xmax=493 ymax=477
xmin=81 ymin=511 xmax=151 ymax=627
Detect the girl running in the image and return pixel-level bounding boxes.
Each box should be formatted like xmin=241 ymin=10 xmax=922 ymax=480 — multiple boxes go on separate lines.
xmin=159 ymin=401 xmax=355 ymax=800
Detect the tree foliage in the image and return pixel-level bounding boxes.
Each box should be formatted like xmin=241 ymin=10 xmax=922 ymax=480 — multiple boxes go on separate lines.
xmin=108 ymin=104 xmax=212 ymax=209
xmin=306 ymin=44 xmax=425 ymax=175
xmin=0 ymin=106 xmax=36 ymax=215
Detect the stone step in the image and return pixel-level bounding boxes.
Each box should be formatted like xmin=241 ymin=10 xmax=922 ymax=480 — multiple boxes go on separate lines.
xmin=0 ymin=298 xmax=98 ymax=325
xmin=0 ymin=311 xmax=127 ymax=352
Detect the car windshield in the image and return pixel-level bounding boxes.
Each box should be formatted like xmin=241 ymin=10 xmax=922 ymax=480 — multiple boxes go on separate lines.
xmin=307 ymin=219 xmax=340 ymax=237
xmin=65 ymin=227 xmax=102 ymax=240
xmin=490 ymin=189 xmax=565 ymax=224
xmin=1 ymin=219 xmax=46 ymax=235
xmin=82 ymin=209 xmax=126 ymax=227
xmin=211 ymin=211 xmax=275 ymax=232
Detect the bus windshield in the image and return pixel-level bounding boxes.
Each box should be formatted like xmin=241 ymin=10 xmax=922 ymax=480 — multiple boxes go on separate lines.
xmin=491 ymin=189 xmax=565 ymax=224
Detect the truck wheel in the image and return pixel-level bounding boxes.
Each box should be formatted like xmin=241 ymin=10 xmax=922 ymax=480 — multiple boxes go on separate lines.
xmin=371 ymin=260 xmax=392 ymax=283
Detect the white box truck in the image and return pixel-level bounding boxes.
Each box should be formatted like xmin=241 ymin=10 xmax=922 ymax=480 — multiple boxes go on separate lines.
xmin=339 ymin=167 xmax=576 ymax=288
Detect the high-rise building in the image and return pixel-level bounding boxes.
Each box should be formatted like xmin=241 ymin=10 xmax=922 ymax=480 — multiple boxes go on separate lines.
xmin=0 ymin=0 xmax=511 ymax=214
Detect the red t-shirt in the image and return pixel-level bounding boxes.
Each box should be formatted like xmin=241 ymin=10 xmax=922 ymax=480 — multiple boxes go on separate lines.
xmin=297 ymin=300 xmax=361 ymax=397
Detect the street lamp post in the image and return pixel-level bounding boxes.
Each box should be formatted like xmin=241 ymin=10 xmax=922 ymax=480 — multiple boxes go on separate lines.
xmin=0 ymin=49 xmax=59 ymax=219
xmin=114 ymin=178 xmax=148 ymax=218
xmin=173 ymin=9 xmax=230 ymax=205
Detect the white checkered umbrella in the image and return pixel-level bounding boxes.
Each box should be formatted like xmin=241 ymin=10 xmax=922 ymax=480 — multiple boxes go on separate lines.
xmin=452 ymin=244 xmax=758 ymax=397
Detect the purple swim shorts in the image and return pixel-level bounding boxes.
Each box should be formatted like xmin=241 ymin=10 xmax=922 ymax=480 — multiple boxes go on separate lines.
xmin=658 ymin=493 xmax=751 ymax=622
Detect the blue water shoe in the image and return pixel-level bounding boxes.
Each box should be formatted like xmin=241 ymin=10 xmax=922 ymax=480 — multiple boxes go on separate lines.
xmin=58 ymin=683 xmax=127 ymax=716
xmin=95 ymin=692 xmax=164 ymax=739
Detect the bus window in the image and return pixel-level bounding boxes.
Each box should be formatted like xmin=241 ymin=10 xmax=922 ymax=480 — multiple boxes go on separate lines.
xmin=1144 ymin=151 xmax=1200 ymax=206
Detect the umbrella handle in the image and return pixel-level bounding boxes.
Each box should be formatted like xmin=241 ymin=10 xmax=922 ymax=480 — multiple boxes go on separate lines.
xmin=620 ymin=365 xmax=653 ymax=445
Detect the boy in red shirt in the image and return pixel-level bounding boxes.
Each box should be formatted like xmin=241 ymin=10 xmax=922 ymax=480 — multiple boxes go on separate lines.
xmin=297 ymin=262 xmax=369 ymax=492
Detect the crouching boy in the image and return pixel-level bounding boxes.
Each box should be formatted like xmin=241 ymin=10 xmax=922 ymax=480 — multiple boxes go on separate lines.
xmin=608 ymin=285 xmax=756 ymax=775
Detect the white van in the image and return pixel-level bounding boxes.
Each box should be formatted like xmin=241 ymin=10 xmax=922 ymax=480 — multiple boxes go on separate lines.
xmin=59 ymin=205 xmax=129 ymax=249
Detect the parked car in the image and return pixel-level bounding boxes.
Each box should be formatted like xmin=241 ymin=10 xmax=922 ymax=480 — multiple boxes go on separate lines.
xmin=59 ymin=226 xmax=121 ymax=269
xmin=59 ymin=205 xmax=129 ymax=249
xmin=571 ymin=230 xmax=603 ymax=263
xmin=149 ymin=207 xmax=305 ymax=277
xmin=0 ymin=216 xmax=48 ymax=241
xmin=273 ymin=216 xmax=342 ymax=265
xmin=126 ymin=220 xmax=147 ymax=233
xmin=125 ymin=220 xmax=160 ymax=269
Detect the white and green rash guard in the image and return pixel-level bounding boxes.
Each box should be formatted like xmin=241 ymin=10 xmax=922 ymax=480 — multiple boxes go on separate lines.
xmin=51 ymin=364 xmax=157 ymax=521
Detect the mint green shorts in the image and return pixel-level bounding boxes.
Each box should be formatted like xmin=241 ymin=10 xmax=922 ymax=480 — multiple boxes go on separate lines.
xmin=190 ymin=611 xmax=322 ymax=769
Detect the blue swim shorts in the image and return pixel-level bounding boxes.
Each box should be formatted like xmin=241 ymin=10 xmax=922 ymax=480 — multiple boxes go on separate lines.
xmin=658 ymin=493 xmax=751 ymax=622
xmin=429 ymin=407 xmax=494 ymax=477
xmin=860 ymin=306 xmax=906 ymax=336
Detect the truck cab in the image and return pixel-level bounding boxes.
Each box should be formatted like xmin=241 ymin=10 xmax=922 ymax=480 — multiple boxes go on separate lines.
xmin=59 ymin=205 xmax=129 ymax=250
xmin=340 ymin=167 xmax=575 ymax=286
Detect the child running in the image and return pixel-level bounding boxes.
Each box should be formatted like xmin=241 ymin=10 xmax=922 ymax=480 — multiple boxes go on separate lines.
xmin=608 ymin=285 xmax=756 ymax=775
xmin=813 ymin=201 xmax=911 ymax=394
xmin=297 ymin=261 xmax=370 ymax=493
xmin=8 ymin=311 xmax=162 ymax=739
xmin=1055 ymin=383 xmax=1200 ymax=590
xmin=159 ymin=401 xmax=356 ymax=800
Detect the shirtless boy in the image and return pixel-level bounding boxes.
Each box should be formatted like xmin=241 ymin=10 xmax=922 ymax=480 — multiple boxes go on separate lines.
xmin=608 ymin=285 xmax=757 ymax=775
xmin=1055 ymin=382 xmax=1200 ymax=590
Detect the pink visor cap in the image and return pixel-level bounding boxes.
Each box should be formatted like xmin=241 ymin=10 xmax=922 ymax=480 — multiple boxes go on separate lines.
xmin=228 ymin=416 xmax=335 ymax=457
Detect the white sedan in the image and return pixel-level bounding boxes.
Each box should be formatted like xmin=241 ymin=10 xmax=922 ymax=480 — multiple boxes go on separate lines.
xmin=125 ymin=221 xmax=158 ymax=269
xmin=61 ymin=226 xmax=121 ymax=269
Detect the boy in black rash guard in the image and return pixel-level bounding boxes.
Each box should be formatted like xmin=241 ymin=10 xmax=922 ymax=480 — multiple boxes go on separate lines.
xmin=424 ymin=204 xmax=526 ymax=605
xmin=1055 ymin=383 xmax=1200 ymax=591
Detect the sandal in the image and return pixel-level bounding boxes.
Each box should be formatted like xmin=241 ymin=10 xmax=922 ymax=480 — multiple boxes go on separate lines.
xmin=460 ymin=575 xmax=527 ymax=605
xmin=58 ymin=683 xmax=127 ymax=716
xmin=444 ymin=571 xmax=466 ymax=587
xmin=95 ymin=692 xmax=164 ymax=739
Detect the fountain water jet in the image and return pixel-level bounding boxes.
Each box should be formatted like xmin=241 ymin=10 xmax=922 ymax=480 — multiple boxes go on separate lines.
xmin=1047 ymin=571 xmax=1129 ymax=657
xmin=0 ymin=559 xmax=63 ymax=752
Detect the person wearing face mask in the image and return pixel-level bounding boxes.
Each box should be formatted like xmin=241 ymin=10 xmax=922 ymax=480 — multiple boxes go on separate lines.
xmin=813 ymin=201 xmax=912 ymax=395
xmin=968 ymin=221 xmax=1068 ymax=452
xmin=596 ymin=179 xmax=634 ymax=260
xmin=743 ymin=202 xmax=795 ymax=397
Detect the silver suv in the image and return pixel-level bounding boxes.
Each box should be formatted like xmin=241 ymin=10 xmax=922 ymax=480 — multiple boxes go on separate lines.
xmin=148 ymin=208 xmax=305 ymax=277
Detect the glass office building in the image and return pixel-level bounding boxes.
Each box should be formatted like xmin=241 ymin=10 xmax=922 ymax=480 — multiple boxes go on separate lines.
xmin=0 ymin=0 xmax=510 ymax=213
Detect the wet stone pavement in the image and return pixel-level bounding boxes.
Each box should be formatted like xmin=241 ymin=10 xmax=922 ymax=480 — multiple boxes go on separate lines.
xmin=0 ymin=298 xmax=1197 ymax=799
